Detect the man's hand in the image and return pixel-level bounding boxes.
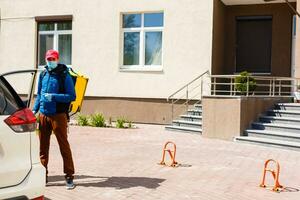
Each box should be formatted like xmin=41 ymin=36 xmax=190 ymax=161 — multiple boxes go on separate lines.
xmin=43 ymin=93 xmax=54 ymax=102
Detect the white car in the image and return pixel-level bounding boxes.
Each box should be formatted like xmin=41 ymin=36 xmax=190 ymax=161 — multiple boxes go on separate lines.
xmin=0 ymin=70 xmax=45 ymax=200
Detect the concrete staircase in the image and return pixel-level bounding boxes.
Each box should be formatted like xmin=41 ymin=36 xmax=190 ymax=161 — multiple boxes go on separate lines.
xmin=235 ymin=103 xmax=300 ymax=150
xmin=165 ymin=104 xmax=202 ymax=133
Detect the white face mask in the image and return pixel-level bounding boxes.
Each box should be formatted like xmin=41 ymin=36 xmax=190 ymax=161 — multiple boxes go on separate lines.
xmin=47 ymin=61 xmax=58 ymax=70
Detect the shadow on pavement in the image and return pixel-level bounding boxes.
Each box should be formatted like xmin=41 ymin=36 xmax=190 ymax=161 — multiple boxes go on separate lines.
xmin=47 ymin=175 xmax=165 ymax=190
xmin=280 ymin=187 xmax=300 ymax=193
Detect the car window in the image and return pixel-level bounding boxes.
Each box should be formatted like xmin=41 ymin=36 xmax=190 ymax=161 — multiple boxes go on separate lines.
xmin=0 ymin=77 xmax=25 ymax=115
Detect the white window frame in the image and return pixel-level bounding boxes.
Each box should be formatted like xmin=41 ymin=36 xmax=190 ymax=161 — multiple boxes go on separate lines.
xmin=120 ymin=12 xmax=164 ymax=72
xmin=38 ymin=22 xmax=72 ymax=68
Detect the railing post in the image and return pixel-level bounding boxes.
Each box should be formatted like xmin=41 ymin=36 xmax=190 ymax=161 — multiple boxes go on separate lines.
xmin=200 ymin=77 xmax=203 ymax=100
xmin=186 ymin=86 xmax=189 ymax=112
xmin=234 ymin=77 xmax=236 ymax=96
xmin=246 ymin=76 xmax=249 ymax=96
xmin=279 ymin=80 xmax=281 ymax=96
xmin=272 ymin=78 xmax=275 ymax=96
xmin=213 ymin=77 xmax=216 ymax=95
xmin=171 ymin=99 xmax=174 ymax=121
xmin=230 ymin=78 xmax=233 ymax=96
xmin=269 ymin=80 xmax=272 ymax=96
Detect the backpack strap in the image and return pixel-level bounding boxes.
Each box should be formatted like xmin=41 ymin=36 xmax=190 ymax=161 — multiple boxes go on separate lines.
xmin=58 ymin=68 xmax=68 ymax=93
xmin=41 ymin=69 xmax=47 ymax=79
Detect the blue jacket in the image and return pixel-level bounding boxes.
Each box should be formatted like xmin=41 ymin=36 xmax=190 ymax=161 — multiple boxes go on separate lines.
xmin=33 ymin=64 xmax=76 ymax=116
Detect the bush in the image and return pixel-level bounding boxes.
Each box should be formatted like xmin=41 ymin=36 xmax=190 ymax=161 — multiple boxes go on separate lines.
xmin=234 ymin=71 xmax=256 ymax=95
xmin=90 ymin=113 xmax=106 ymax=127
xmin=127 ymin=120 xmax=132 ymax=128
xmin=116 ymin=117 xmax=126 ymax=128
xmin=77 ymin=114 xmax=89 ymax=126
xmin=116 ymin=117 xmax=134 ymax=128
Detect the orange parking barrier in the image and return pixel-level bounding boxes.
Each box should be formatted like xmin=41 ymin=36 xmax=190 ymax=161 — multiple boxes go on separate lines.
xmin=159 ymin=141 xmax=178 ymax=167
xmin=260 ymin=159 xmax=283 ymax=192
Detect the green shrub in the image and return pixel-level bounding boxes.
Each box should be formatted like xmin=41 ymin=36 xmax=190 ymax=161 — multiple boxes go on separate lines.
xmin=90 ymin=113 xmax=106 ymax=127
xmin=116 ymin=117 xmax=126 ymax=128
xmin=234 ymin=71 xmax=257 ymax=95
xmin=77 ymin=114 xmax=89 ymax=126
xmin=116 ymin=118 xmax=134 ymax=128
xmin=127 ymin=120 xmax=132 ymax=128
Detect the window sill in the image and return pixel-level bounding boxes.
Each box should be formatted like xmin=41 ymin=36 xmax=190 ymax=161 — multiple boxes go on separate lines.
xmin=120 ymin=66 xmax=163 ymax=72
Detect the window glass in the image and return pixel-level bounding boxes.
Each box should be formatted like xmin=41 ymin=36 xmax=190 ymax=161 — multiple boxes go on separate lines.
xmin=57 ymin=22 xmax=72 ymax=30
xmin=145 ymin=32 xmax=162 ymax=65
xmin=39 ymin=35 xmax=54 ymax=65
xmin=123 ymin=14 xmax=141 ymax=28
xmin=121 ymin=12 xmax=163 ymax=69
xmin=58 ymin=34 xmax=72 ymax=65
xmin=38 ymin=23 xmax=55 ymax=31
xmin=144 ymin=13 xmax=164 ymax=27
xmin=123 ymin=32 xmax=140 ymax=65
xmin=37 ymin=21 xmax=72 ymax=66
xmin=0 ymin=78 xmax=22 ymax=115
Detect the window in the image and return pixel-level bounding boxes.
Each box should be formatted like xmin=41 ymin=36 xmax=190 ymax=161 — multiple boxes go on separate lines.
xmin=0 ymin=77 xmax=24 ymax=115
xmin=38 ymin=21 xmax=72 ymax=66
xmin=121 ymin=12 xmax=163 ymax=71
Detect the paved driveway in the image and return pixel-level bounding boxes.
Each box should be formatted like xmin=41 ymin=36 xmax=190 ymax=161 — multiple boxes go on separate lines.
xmin=45 ymin=124 xmax=300 ymax=200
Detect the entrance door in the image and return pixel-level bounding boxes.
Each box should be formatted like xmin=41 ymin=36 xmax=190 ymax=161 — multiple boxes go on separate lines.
xmin=236 ymin=16 xmax=272 ymax=73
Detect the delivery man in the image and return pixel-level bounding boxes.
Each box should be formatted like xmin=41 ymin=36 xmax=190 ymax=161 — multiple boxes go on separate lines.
xmin=33 ymin=49 xmax=76 ymax=189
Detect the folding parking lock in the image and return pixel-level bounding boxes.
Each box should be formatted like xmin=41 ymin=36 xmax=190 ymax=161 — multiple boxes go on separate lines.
xmin=159 ymin=141 xmax=178 ymax=167
xmin=260 ymin=159 xmax=283 ymax=192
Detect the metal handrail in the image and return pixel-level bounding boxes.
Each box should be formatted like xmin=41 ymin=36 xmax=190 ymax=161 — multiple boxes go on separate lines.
xmin=167 ymin=70 xmax=210 ymax=121
xmin=167 ymin=70 xmax=210 ymax=101
xmin=167 ymin=72 xmax=300 ymax=121
xmin=210 ymin=75 xmax=299 ymax=97
xmin=211 ymin=74 xmax=300 ymax=81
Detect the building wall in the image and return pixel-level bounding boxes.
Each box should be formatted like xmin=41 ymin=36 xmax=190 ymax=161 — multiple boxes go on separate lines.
xmin=81 ymin=97 xmax=192 ymax=124
xmin=212 ymin=0 xmax=227 ymax=75
xmin=202 ymin=96 xmax=292 ymax=140
xmin=223 ymin=3 xmax=294 ymax=76
xmin=0 ymin=0 xmax=214 ymax=99
xmin=296 ymin=0 xmax=300 ymax=78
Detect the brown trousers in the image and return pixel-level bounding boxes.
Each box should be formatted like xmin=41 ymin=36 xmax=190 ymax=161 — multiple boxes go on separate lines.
xmin=39 ymin=113 xmax=75 ymax=179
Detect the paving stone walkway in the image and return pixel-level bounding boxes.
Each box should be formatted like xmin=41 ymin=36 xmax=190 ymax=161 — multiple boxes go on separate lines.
xmin=45 ymin=124 xmax=300 ymax=200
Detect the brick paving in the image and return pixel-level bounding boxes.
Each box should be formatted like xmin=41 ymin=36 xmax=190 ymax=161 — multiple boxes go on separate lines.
xmin=44 ymin=124 xmax=300 ymax=200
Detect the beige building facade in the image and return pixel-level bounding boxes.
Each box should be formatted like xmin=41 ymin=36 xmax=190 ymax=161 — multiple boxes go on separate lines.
xmin=0 ymin=0 xmax=299 ymax=124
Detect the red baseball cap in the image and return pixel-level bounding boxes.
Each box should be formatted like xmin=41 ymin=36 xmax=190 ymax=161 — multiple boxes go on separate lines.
xmin=45 ymin=49 xmax=59 ymax=60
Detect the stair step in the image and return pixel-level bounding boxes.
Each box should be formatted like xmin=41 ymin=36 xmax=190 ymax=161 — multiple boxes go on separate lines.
xmin=180 ymin=115 xmax=202 ymax=119
xmin=165 ymin=125 xmax=202 ymax=133
xmin=267 ymin=109 xmax=300 ymax=118
xmin=173 ymin=120 xmax=202 ymax=126
xmin=187 ymin=109 xmax=202 ymax=116
xmin=194 ymin=104 xmax=202 ymax=108
xmin=276 ymin=103 xmax=300 ymax=111
xmin=277 ymin=103 xmax=300 ymax=107
xmin=252 ymin=122 xmax=300 ymax=133
xmin=245 ymin=129 xmax=300 ymax=142
xmin=180 ymin=115 xmax=202 ymax=122
xmin=259 ymin=115 xmax=300 ymax=125
xmin=235 ymin=136 xmax=300 ymax=150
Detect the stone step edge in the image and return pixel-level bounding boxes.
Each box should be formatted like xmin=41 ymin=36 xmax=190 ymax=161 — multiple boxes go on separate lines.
xmin=165 ymin=125 xmax=202 ymax=132
xmin=235 ymin=136 xmax=300 ymax=148
xmin=245 ymin=129 xmax=300 ymax=139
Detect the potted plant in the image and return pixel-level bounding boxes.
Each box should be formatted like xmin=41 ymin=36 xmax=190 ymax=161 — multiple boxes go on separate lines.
xmin=234 ymin=71 xmax=257 ymax=95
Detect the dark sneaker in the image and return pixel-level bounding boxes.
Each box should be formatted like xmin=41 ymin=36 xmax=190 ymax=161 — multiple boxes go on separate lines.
xmin=66 ymin=177 xmax=75 ymax=190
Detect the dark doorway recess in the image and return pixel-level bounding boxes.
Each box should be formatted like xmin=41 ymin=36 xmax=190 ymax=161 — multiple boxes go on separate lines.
xmin=236 ymin=16 xmax=272 ymax=73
